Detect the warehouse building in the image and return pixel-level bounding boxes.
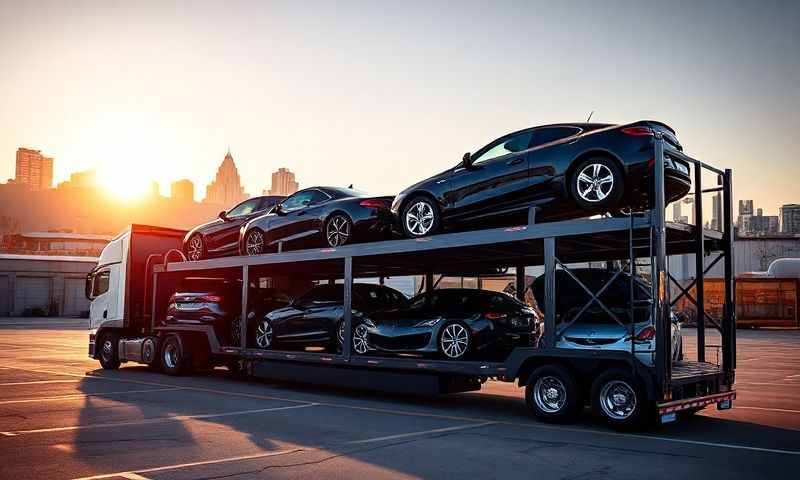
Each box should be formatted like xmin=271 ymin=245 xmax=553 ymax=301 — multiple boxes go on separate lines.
xmin=0 ymin=254 xmax=98 ymax=317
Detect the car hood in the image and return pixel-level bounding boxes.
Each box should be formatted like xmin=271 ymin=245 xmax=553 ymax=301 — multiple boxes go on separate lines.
xmin=185 ymin=218 xmax=223 ymax=238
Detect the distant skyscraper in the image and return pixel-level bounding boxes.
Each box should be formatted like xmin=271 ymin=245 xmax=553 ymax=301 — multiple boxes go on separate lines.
xmin=780 ymin=204 xmax=800 ymax=234
xmin=264 ymin=167 xmax=299 ymax=196
xmin=737 ymin=199 xmax=754 ymax=233
xmin=739 ymin=199 xmax=753 ymax=216
xmin=711 ymin=193 xmax=722 ymax=230
xmin=204 ymin=150 xmax=247 ymax=206
xmin=15 ymin=148 xmax=53 ymax=191
xmin=171 ymin=179 xmax=194 ymax=201
xmin=672 ymin=201 xmax=682 ymax=223
xmin=681 ymin=197 xmax=695 ymax=225
xmin=148 ymin=181 xmax=161 ymax=197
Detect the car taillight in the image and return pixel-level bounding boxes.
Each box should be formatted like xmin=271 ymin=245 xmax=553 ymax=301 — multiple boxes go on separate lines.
xmin=484 ymin=312 xmax=508 ymax=320
xmin=635 ymin=325 xmax=656 ymax=341
xmin=359 ymin=199 xmax=388 ymax=209
xmin=621 ymin=126 xmax=653 ymax=136
xmin=199 ymin=295 xmax=222 ymax=303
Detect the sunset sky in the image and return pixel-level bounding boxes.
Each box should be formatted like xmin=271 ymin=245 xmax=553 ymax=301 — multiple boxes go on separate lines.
xmin=0 ymin=0 xmax=798 ymax=212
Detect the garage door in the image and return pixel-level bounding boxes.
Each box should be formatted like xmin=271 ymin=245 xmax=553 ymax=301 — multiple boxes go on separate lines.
xmin=63 ymin=278 xmax=90 ymax=317
xmin=0 ymin=276 xmax=9 ymax=316
xmin=14 ymin=277 xmax=52 ymax=316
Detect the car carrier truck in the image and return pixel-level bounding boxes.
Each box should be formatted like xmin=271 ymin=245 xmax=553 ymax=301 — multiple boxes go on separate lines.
xmin=87 ymin=136 xmax=736 ymax=430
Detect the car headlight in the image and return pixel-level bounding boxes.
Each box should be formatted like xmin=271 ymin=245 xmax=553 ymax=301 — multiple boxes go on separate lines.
xmin=361 ymin=318 xmax=376 ymax=328
xmin=414 ymin=318 xmax=441 ymax=328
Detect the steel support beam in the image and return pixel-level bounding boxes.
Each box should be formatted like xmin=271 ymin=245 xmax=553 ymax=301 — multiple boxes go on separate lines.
xmin=694 ymin=163 xmax=705 ymax=361
xmin=653 ymin=136 xmax=670 ymax=399
xmin=515 ymin=265 xmax=526 ymax=301
xmin=240 ymin=265 xmax=249 ymax=349
xmin=343 ymin=257 xmax=353 ymax=360
xmin=722 ymin=169 xmax=736 ymax=376
xmin=544 ymin=237 xmax=556 ymax=349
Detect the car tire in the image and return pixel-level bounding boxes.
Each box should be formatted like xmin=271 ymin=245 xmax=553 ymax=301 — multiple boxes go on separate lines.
xmin=570 ymin=157 xmax=624 ymax=210
xmin=161 ymin=335 xmax=190 ymax=376
xmin=438 ymin=322 xmax=471 ymax=360
xmin=591 ymin=368 xmax=651 ymax=431
xmin=244 ymin=228 xmax=265 ymax=256
xmin=253 ymin=318 xmax=274 ymax=350
xmin=98 ymin=332 xmax=121 ymax=370
xmin=525 ymin=364 xmax=582 ymax=423
xmin=325 ymin=214 xmax=352 ymax=247
xmin=185 ymin=234 xmax=205 ymax=261
xmin=401 ymin=195 xmax=441 ymax=238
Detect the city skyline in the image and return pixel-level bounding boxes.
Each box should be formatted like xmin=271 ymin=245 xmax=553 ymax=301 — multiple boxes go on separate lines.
xmin=1 ymin=2 xmax=798 ymax=213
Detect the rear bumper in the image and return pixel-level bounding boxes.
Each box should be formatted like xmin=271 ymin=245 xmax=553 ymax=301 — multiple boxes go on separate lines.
xmin=657 ymin=390 xmax=736 ymax=415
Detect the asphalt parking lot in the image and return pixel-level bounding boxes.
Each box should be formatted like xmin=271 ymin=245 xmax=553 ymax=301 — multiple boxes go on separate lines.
xmin=0 ymin=318 xmax=798 ymax=479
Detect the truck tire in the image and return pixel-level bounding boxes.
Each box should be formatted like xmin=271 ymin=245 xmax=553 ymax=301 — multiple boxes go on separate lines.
xmin=525 ymin=364 xmax=582 ymax=423
xmin=161 ymin=335 xmax=190 ymax=376
xmin=591 ymin=368 xmax=651 ymax=431
xmin=98 ymin=332 xmax=121 ymax=370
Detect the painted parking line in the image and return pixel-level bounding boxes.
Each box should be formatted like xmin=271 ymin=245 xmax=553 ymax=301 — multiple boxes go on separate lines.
xmin=0 ymin=387 xmax=180 ymax=405
xmin=0 ymin=403 xmax=317 ymax=436
xmin=0 ymin=379 xmax=83 ymax=386
xmin=348 ymin=421 xmax=497 ymax=444
xmin=70 ymin=448 xmax=303 ymax=480
xmin=735 ymin=405 xmax=800 ymax=415
xmin=2 ymin=363 xmax=799 ymax=456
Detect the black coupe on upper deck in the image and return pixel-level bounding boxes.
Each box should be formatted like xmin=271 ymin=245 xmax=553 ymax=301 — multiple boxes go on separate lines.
xmin=240 ymin=186 xmax=394 ymax=254
xmin=183 ymin=195 xmax=285 ymax=261
xmin=391 ymin=121 xmax=691 ymax=238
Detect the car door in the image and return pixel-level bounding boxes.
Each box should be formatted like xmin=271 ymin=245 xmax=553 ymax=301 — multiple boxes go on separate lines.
xmin=266 ymin=189 xmax=331 ymax=249
xmin=526 ymin=126 xmax=582 ymax=202
xmin=444 ymin=129 xmax=534 ymax=223
xmin=206 ymin=198 xmax=263 ymax=255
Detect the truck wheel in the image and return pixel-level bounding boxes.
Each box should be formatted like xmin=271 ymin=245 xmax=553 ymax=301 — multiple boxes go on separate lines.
xmin=525 ymin=364 xmax=581 ymax=423
xmin=98 ymin=332 xmax=121 ymax=370
xmin=591 ymin=368 xmax=650 ymax=430
xmin=161 ymin=335 xmax=190 ymax=376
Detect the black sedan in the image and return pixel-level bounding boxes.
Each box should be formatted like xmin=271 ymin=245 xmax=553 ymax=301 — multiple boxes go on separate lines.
xmin=252 ymin=283 xmax=407 ymax=352
xmin=164 ymin=277 xmax=242 ymax=348
xmin=390 ymin=121 xmax=691 ymax=238
xmin=183 ymin=195 xmax=284 ymax=261
xmin=360 ymin=289 xmax=540 ymax=360
xmin=240 ymin=187 xmax=394 ymax=254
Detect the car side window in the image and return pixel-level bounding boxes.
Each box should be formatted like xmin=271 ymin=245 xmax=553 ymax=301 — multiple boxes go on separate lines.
xmin=530 ymin=127 xmax=581 ymax=148
xmin=281 ymin=190 xmax=328 ymax=212
xmin=259 ymin=197 xmax=282 ymax=212
xmin=472 ymin=130 xmax=534 ymax=165
xmin=227 ymin=198 xmax=261 ymax=217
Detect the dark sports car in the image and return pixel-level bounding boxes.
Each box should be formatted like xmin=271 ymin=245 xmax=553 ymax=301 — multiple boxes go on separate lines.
xmin=251 ymin=283 xmax=407 ymax=352
xmin=390 ymin=121 xmax=691 ymax=238
xmin=183 ymin=195 xmax=284 ymax=261
xmin=240 ymin=187 xmax=394 ymax=254
xmin=360 ymin=289 xmax=540 ymax=360
xmin=164 ymin=277 xmax=241 ymax=347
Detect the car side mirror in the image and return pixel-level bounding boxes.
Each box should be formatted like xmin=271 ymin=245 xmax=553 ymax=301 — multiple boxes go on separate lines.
xmin=462 ymin=152 xmax=474 ymax=170
xmin=274 ymin=204 xmax=285 ymax=215
xmin=218 ymin=211 xmax=228 ymax=221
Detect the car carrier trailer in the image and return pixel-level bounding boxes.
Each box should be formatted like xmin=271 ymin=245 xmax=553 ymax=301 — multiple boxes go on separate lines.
xmin=87 ymin=134 xmax=736 ymax=429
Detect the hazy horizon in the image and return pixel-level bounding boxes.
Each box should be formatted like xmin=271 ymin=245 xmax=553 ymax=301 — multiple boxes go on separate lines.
xmin=1 ymin=0 xmax=798 ymax=213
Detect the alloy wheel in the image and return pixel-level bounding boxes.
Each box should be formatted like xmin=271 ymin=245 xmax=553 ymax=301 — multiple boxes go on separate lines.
xmin=599 ymin=379 xmax=637 ymax=420
xmin=440 ymin=323 xmax=469 ymax=359
xmin=245 ymin=230 xmax=264 ymax=255
xmin=576 ymin=163 xmax=614 ymax=202
xmin=352 ymin=324 xmax=369 ymax=354
xmin=163 ymin=343 xmax=178 ymax=369
xmin=326 ymin=215 xmax=350 ymax=247
xmin=405 ymin=201 xmax=435 ymax=236
xmin=187 ymin=236 xmax=203 ymax=261
xmin=533 ymin=375 xmax=567 ymax=413
xmin=256 ymin=320 xmax=273 ymax=349
xmin=101 ymin=339 xmax=113 ymax=362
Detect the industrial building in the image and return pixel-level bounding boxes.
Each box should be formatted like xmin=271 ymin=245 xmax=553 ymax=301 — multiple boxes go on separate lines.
xmin=0 ymin=254 xmax=97 ymax=317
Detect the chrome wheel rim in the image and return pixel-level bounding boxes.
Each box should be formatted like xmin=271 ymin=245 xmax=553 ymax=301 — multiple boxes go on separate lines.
xmin=440 ymin=324 xmax=469 ymax=359
xmin=599 ymin=380 xmax=637 ymax=420
xmin=405 ymin=201 xmax=435 ymax=236
xmin=352 ymin=324 xmax=369 ymax=354
xmin=164 ymin=343 xmax=178 ymax=369
xmin=246 ymin=230 xmax=264 ymax=255
xmin=187 ymin=236 xmax=203 ymax=261
xmin=576 ymin=163 xmax=614 ymax=202
xmin=533 ymin=375 xmax=567 ymax=413
xmin=101 ymin=339 xmax=113 ymax=361
xmin=256 ymin=320 xmax=273 ymax=348
xmin=326 ymin=216 xmax=350 ymax=247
